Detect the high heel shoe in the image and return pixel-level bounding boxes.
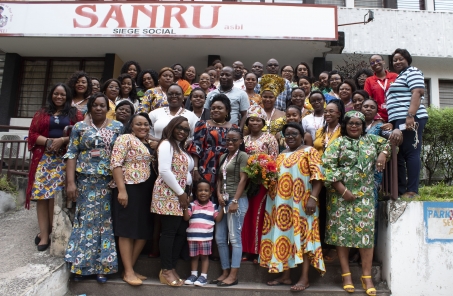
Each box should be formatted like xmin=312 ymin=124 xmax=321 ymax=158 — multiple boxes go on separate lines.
xmin=341 ymin=273 xmax=355 ymax=293
xmin=361 ymin=275 xmax=376 ymax=296
xmin=159 ymin=270 xmax=181 ymax=287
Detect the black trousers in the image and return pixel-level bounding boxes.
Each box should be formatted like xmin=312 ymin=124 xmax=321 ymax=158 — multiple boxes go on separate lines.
xmin=159 ymin=214 xmax=188 ymax=270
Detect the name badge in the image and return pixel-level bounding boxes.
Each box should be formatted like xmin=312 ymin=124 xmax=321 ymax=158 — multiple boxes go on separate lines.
xmin=90 ymin=149 xmax=101 ymax=158
xmin=381 ymin=103 xmax=387 ymax=110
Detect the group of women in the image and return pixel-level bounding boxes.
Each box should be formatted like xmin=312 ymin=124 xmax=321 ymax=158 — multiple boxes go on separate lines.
xmin=27 ymin=48 xmax=427 ymax=295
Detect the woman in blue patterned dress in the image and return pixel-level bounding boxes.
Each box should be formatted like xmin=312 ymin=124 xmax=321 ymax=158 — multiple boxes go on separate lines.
xmin=64 ymin=93 xmax=123 ymax=283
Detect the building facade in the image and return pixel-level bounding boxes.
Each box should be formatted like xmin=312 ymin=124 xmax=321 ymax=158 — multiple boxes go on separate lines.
xmin=0 ymin=0 xmax=452 ymax=127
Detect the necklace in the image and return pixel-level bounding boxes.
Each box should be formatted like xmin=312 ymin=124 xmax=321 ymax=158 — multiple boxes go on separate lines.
xmin=312 ymin=114 xmax=324 ymax=130
xmin=165 ymin=106 xmax=183 ymax=117
xmin=289 ymin=144 xmax=304 ymax=152
xmin=265 ymin=108 xmax=276 ymax=132
xmin=73 ymin=98 xmax=87 ymax=106
xmin=324 ymin=123 xmax=340 ymax=149
xmin=90 ymin=115 xmax=108 ymax=146
xmin=249 ymin=132 xmax=263 ymax=141
xmin=222 ymin=149 xmax=239 ymax=212
xmin=212 ymin=119 xmax=226 ymax=125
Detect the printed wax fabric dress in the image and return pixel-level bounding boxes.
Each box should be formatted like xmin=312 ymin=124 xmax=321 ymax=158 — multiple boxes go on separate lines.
xmin=241 ymin=133 xmax=279 ymax=255
xmin=188 ymin=121 xmax=238 ymax=202
xmin=322 ymin=134 xmax=390 ymax=248
xmin=259 ymin=147 xmax=326 ymax=274
xmin=63 ymin=120 xmax=123 ymax=275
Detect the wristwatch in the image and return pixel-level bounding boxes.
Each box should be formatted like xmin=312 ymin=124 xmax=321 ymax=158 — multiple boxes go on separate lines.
xmin=193 ymin=167 xmax=198 ymax=171
xmin=407 ymin=113 xmax=415 ymax=118
xmin=231 ymin=199 xmax=238 ymax=204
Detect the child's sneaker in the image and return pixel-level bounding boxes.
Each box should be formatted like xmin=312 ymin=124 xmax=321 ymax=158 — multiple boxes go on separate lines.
xmin=184 ymin=275 xmax=197 ymax=285
xmin=194 ymin=275 xmax=207 ymax=287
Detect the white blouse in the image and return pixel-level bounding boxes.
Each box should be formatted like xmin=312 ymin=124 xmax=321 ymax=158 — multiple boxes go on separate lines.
xmin=157 ymin=140 xmax=194 ymax=196
xmin=302 ymin=114 xmax=325 ymax=141
xmin=148 ymin=107 xmax=198 ymax=139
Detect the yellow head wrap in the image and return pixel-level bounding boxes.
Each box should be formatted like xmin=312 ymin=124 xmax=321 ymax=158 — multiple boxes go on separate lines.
xmin=260 ymin=74 xmax=285 ymax=97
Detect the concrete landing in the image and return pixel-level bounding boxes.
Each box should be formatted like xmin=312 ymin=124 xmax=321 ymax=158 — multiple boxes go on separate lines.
xmin=0 ymin=204 xmax=70 ymax=296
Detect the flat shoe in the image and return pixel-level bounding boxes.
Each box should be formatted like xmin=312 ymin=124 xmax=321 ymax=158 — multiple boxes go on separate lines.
xmin=209 ymin=279 xmax=220 ymax=284
xmin=96 ymin=275 xmax=108 ymax=284
xmin=217 ymin=279 xmax=238 ymax=287
xmin=267 ymin=280 xmax=292 ymax=286
xmin=123 ymin=276 xmax=143 ymax=286
xmin=37 ymin=243 xmax=50 ymax=252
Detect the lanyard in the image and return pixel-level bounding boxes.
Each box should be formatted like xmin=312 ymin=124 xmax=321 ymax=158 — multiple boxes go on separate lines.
xmin=377 ymin=79 xmax=388 ymax=92
xmin=90 ymin=116 xmax=107 ymax=146
xmin=222 ymin=150 xmax=239 ymax=195
xmin=324 ymin=123 xmax=340 ymax=149
xmin=313 ymin=115 xmax=324 ymax=130
xmin=266 ymin=108 xmax=276 ymax=132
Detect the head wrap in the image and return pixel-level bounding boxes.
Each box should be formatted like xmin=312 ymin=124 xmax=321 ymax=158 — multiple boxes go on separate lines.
xmin=246 ymin=105 xmax=267 ymax=121
xmin=259 ymin=74 xmax=285 ymax=97
xmin=344 ymin=110 xmax=365 ymax=122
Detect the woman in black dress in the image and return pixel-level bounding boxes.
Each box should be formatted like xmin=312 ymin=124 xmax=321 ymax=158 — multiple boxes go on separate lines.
xmin=111 ymin=113 xmax=154 ymax=286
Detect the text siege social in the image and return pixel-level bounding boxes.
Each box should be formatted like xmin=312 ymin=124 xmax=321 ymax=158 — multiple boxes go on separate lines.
xmin=72 ymin=4 xmax=222 ymax=35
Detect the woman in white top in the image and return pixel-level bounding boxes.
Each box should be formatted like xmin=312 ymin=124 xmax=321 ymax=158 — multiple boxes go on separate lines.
xmin=302 ymin=91 xmax=326 ymax=141
xmin=148 ymin=84 xmax=198 ymax=146
xmin=151 ymin=116 xmax=194 ymax=287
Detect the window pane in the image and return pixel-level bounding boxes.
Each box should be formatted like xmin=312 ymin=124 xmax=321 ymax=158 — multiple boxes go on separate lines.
xmin=315 ymin=0 xmax=346 ymax=6
xmin=355 ymin=0 xmax=384 ymax=8
xmin=17 ymin=60 xmax=47 ymax=118
xmin=84 ymin=60 xmax=105 ymax=82
xmin=439 ymin=80 xmax=453 ymax=108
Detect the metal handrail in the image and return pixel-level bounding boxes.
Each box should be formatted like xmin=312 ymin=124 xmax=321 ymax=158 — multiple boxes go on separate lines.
xmin=0 ymin=139 xmax=30 ymax=178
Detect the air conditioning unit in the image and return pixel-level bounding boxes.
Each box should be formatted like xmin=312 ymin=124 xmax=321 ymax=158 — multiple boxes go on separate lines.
xmin=0 ymin=132 xmax=30 ymax=160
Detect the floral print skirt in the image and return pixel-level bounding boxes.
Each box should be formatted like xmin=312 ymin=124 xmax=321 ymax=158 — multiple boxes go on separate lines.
xmin=30 ymin=152 xmax=65 ymax=200
xmin=65 ymin=173 xmax=118 ymax=275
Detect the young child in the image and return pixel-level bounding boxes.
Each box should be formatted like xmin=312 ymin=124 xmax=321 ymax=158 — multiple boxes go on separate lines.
xmin=183 ymin=179 xmax=224 ymax=286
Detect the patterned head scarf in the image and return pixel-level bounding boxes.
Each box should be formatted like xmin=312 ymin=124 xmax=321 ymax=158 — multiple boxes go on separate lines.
xmin=259 ymin=74 xmax=285 ymax=97
xmin=344 ymin=110 xmax=365 ymax=122
xmin=246 ymin=105 xmax=267 ymax=121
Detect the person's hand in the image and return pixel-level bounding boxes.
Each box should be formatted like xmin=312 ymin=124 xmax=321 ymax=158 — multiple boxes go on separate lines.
xmin=381 ymin=122 xmax=393 ymax=131
xmin=117 ymin=191 xmax=128 ymax=208
xmin=49 ymin=138 xmax=64 ymax=152
xmin=228 ymin=201 xmax=239 ymax=213
xmin=342 ymin=190 xmax=356 ymax=202
xmin=389 ymin=129 xmax=403 ymax=146
xmin=193 ymin=170 xmax=202 ymax=182
xmin=305 ymin=197 xmax=316 ymax=215
xmin=274 ymin=132 xmax=281 ymax=141
xmin=375 ymin=153 xmax=387 ymax=173
xmin=312 ymin=81 xmax=321 ymax=88
xmin=150 ymin=140 xmax=158 ymax=150
xmin=405 ymin=116 xmax=415 ymax=130
xmin=218 ymin=196 xmax=226 ymax=207
xmin=66 ymin=182 xmax=78 ymax=202
xmin=178 ymin=192 xmax=189 ymax=209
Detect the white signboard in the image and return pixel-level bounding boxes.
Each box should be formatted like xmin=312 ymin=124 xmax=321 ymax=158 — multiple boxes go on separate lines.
xmin=424 ymin=202 xmax=453 ymax=243
xmin=0 ymin=2 xmax=337 ymax=40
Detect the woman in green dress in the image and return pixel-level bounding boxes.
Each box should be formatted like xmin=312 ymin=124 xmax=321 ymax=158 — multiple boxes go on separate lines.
xmin=322 ymin=111 xmax=390 ymax=296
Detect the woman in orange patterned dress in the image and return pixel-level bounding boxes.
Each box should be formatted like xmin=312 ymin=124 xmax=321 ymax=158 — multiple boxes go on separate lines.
xmin=259 ymin=122 xmax=325 ymax=292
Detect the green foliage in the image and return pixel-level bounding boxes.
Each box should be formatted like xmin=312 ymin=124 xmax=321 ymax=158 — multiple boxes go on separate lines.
xmin=0 ymin=175 xmax=17 ymax=195
xmin=334 ymin=53 xmax=370 ymax=79
xmin=421 ymin=107 xmax=453 ymax=185
xmin=401 ymin=182 xmax=453 ymax=201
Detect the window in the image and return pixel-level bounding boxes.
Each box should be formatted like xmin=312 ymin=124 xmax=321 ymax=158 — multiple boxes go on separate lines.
xmin=435 ymin=0 xmax=453 ymax=12
xmin=315 ymin=0 xmax=345 ymax=6
xmin=439 ymin=80 xmax=453 ymax=108
xmin=424 ymin=79 xmax=430 ymax=107
xmin=0 ymin=51 xmax=5 ymax=94
xmin=355 ymin=0 xmax=384 ymax=8
xmin=397 ymin=0 xmax=424 ymax=10
xmin=16 ymin=58 xmax=104 ymax=118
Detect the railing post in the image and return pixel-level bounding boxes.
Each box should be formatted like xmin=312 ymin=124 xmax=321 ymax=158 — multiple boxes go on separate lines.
xmin=391 ymin=144 xmax=398 ymax=200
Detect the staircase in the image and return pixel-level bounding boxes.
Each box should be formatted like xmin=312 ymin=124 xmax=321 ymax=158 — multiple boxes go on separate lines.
xmin=69 ymin=256 xmax=391 ymax=295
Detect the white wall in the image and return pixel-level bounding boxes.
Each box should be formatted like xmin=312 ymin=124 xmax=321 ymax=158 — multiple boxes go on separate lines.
xmin=376 ymin=201 xmax=453 ymax=296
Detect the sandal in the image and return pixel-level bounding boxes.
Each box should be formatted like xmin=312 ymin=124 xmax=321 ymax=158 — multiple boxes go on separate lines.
xmin=267 ymin=279 xmax=292 ymax=286
xmin=324 ymin=249 xmax=338 ymax=262
xmin=290 ymin=283 xmax=309 ymax=292
xmin=341 ymin=273 xmax=355 ymax=293
xmin=361 ymin=275 xmax=376 ymax=296
xmin=96 ymin=275 xmax=108 ymax=284
xmin=159 ymin=270 xmax=182 ymax=287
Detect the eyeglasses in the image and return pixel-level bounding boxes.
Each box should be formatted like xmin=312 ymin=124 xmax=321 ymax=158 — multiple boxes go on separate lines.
xmin=167 ymin=93 xmax=182 ymax=98
xmin=225 ymin=138 xmax=240 ymax=143
xmin=347 ymin=122 xmax=362 ymax=127
xmin=310 ymin=99 xmax=324 ymax=104
xmin=370 ymin=59 xmax=382 ymax=66
xmin=175 ymin=126 xmax=190 ymax=134
xmin=284 ymin=133 xmax=300 ymax=139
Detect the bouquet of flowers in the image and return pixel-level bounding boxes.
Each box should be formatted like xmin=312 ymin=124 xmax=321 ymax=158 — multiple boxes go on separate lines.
xmin=243 ymin=154 xmax=278 ymax=198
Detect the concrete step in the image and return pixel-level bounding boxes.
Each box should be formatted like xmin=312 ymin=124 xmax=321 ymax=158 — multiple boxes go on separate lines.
xmin=133 ymin=256 xmax=382 ymax=285
xmin=69 ymin=276 xmax=391 ymax=296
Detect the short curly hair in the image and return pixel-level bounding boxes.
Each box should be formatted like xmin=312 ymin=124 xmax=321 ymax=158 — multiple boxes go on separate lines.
xmin=391 ymin=48 xmax=413 ymax=66
xmin=137 ymin=69 xmax=159 ymax=89
xmin=120 ymin=61 xmax=142 ymax=77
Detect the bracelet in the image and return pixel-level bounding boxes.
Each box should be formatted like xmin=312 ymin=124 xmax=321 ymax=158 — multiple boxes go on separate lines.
xmin=310 ymin=195 xmax=318 ymax=202
xmin=341 ymin=187 xmax=348 ymax=197
xmin=231 ymin=199 xmax=238 ymax=204
xmin=193 ymin=167 xmax=198 ymax=171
